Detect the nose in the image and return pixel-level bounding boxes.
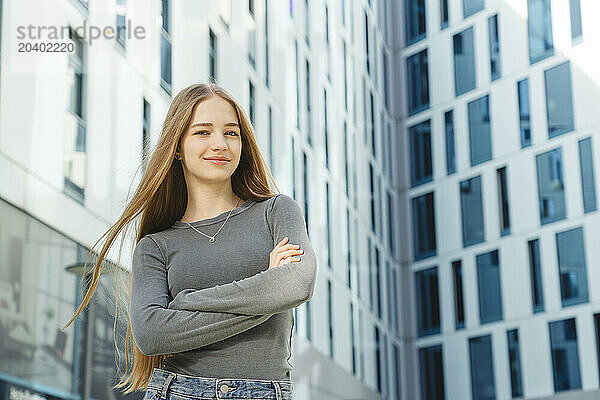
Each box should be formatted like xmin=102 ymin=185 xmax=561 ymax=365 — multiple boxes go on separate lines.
xmin=209 ymin=131 xmax=228 ymax=150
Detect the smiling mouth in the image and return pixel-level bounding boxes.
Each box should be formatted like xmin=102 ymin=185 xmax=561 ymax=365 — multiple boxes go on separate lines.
xmin=204 ymin=158 xmax=230 ymax=165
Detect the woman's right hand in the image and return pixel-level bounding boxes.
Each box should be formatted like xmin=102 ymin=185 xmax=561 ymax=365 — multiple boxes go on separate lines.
xmin=269 ymin=237 xmax=304 ymax=269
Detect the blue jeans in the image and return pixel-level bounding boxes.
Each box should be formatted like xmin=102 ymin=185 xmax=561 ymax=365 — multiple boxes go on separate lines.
xmin=143 ymin=368 xmax=294 ymax=400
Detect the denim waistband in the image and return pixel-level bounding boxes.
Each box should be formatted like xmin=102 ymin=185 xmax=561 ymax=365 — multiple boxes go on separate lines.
xmin=146 ymin=368 xmax=294 ymax=400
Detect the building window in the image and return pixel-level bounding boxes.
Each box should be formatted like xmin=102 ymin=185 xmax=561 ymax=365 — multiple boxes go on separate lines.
xmin=527 ymin=0 xmax=554 ymax=64
xmin=463 ymin=0 xmax=484 ymax=18
xmin=265 ymin=0 xmax=270 ymax=86
xmin=468 ymin=94 xmax=492 ymax=166
xmin=517 ymin=78 xmax=531 ymax=148
xmin=452 ymin=260 xmax=465 ymax=330
xmin=476 ymin=249 xmax=503 ymax=324
xmin=248 ymin=7 xmax=257 ymax=68
xmin=488 ymin=14 xmax=501 ymax=80
xmin=406 ymin=49 xmax=429 ymax=115
xmin=545 ymin=61 xmax=574 ymax=138
xmin=327 ymin=280 xmax=333 ymax=358
xmin=409 ymin=119 xmax=432 ymax=186
xmin=578 ymin=137 xmax=597 ymax=213
xmin=594 ymin=314 xmax=600 ymax=384
xmin=405 ymin=0 xmax=426 ymax=45
xmin=160 ymin=0 xmax=172 ymax=95
xmin=304 ymin=0 xmax=309 ymax=45
xmin=440 ymin=0 xmax=448 ymax=29
xmin=468 ymin=335 xmax=496 ymax=400
xmin=453 ymin=27 xmax=476 ymax=96
xmin=412 ymin=192 xmax=437 ymax=261
xmin=324 ymin=88 xmax=329 ymax=169
xmin=249 ymin=80 xmax=255 ymax=125
xmin=507 ymin=329 xmax=524 ymax=398
xmin=549 ymin=318 xmax=582 ymax=392
xmin=536 ymin=147 xmax=566 ymax=225
xmin=419 ymin=345 xmax=445 ymax=400
xmin=570 ymin=0 xmax=582 ymax=44
xmin=460 ymin=175 xmax=484 ymax=247
xmin=496 ymin=166 xmax=510 ymax=236
xmin=115 ymin=0 xmax=126 ymax=49
xmin=445 ymin=110 xmax=456 ymax=175
xmin=415 ymin=266 xmax=440 ymax=337
xmin=142 ymin=98 xmax=150 ymax=171
xmin=209 ymin=28 xmax=217 ymax=82
xmin=64 ymin=28 xmax=87 ymax=204
xmin=528 ymin=238 xmax=544 ymax=313
xmin=306 ymin=58 xmax=311 ymax=144
xmin=556 ymin=226 xmax=588 ymax=307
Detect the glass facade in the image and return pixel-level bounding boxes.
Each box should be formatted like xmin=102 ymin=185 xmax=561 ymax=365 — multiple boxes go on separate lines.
xmin=0 ymin=199 xmax=135 ymax=400
xmin=570 ymin=0 xmax=582 ymax=44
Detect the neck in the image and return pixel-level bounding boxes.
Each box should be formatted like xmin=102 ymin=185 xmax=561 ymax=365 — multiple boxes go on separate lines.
xmin=180 ymin=185 xmax=243 ymax=222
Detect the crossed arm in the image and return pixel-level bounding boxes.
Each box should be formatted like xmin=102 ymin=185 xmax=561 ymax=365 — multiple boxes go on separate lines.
xmin=167 ymin=194 xmax=318 ymax=316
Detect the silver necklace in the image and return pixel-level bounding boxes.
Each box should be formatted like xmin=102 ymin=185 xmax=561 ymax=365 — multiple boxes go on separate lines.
xmin=183 ymin=198 xmax=241 ymax=243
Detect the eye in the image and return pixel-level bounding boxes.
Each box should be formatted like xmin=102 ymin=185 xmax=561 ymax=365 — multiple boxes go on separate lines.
xmin=226 ymin=131 xmax=240 ymax=136
xmin=193 ymin=130 xmax=209 ymax=135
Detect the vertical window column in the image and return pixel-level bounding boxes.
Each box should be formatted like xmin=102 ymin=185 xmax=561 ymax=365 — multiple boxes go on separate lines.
xmin=445 ymin=110 xmax=456 ymax=175
xmin=468 ymin=94 xmax=492 ymax=166
xmin=452 ymin=260 xmax=465 ymax=329
xmin=556 ymin=227 xmax=588 ymax=307
xmin=496 ymin=166 xmax=510 ymax=236
xmin=507 ymin=329 xmax=524 ymax=398
xmin=488 ymin=14 xmax=501 ymax=80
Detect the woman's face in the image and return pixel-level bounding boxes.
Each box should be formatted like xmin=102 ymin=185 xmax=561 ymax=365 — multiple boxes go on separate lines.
xmin=178 ymin=95 xmax=242 ymax=185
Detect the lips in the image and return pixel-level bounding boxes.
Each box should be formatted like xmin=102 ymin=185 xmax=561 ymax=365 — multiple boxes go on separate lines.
xmin=204 ymin=157 xmax=230 ymax=161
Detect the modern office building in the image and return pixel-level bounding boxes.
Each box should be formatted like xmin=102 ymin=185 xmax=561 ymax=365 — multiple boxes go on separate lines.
xmin=399 ymin=0 xmax=600 ymax=399
xmin=0 ymin=0 xmax=399 ymax=399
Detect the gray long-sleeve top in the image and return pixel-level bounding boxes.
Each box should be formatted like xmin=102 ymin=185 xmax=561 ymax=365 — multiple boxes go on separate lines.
xmin=129 ymin=194 xmax=317 ymax=380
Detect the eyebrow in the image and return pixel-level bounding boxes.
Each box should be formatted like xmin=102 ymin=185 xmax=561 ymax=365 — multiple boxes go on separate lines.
xmin=190 ymin=122 xmax=239 ymax=128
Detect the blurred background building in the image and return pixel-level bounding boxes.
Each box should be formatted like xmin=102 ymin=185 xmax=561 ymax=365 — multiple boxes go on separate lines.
xmin=0 ymin=0 xmax=598 ymax=399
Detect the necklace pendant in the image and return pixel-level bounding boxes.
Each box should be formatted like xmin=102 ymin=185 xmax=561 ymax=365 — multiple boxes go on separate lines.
xmin=209 ymin=237 xmax=215 ymax=243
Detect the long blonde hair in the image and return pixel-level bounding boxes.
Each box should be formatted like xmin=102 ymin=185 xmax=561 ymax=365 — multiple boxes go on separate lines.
xmin=61 ymin=83 xmax=280 ymax=393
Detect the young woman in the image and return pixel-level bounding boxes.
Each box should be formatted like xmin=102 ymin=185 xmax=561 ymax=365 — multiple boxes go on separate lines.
xmin=62 ymin=83 xmax=317 ymax=400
